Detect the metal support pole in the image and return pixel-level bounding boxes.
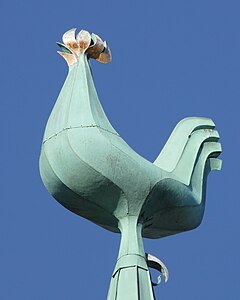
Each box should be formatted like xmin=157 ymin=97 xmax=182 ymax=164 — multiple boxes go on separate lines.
xmin=107 ymin=216 xmax=155 ymax=300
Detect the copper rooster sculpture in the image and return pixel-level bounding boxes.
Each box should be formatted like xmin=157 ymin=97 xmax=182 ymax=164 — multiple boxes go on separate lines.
xmin=39 ymin=28 xmax=222 ymax=300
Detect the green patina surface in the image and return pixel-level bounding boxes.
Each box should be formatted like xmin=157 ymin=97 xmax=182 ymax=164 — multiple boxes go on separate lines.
xmin=39 ymin=29 xmax=222 ymax=299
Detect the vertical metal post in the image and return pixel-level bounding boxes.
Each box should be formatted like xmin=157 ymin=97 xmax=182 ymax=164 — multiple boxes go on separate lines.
xmin=107 ymin=216 xmax=155 ymax=300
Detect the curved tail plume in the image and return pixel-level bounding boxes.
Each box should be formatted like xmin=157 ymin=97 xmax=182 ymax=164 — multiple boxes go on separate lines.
xmin=154 ymin=117 xmax=216 ymax=172
xmin=154 ymin=117 xmax=222 ymax=184
xmin=191 ymin=142 xmax=222 ymax=203
xmin=171 ymin=128 xmax=220 ymax=185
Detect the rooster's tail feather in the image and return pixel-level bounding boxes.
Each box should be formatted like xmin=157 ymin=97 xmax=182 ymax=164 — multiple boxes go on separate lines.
xmin=191 ymin=142 xmax=222 ymax=203
xmin=154 ymin=117 xmax=215 ymax=173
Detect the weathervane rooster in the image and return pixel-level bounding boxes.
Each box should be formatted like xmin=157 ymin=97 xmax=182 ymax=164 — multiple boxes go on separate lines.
xmin=39 ymin=28 xmax=222 ymax=300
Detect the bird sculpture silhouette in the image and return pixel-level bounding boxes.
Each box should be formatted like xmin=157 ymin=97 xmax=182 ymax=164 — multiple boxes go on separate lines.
xmin=39 ymin=28 xmax=222 ymax=300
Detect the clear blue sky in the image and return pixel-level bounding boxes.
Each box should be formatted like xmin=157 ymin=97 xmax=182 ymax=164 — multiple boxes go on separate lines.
xmin=2 ymin=0 xmax=239 ymax=299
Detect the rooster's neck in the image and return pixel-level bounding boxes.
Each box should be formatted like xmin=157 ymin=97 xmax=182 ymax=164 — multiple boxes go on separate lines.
xmin=44 ymin=48 xmax=117 ymax=143
xmin=66 ymin=54 xmax=117 ymax=132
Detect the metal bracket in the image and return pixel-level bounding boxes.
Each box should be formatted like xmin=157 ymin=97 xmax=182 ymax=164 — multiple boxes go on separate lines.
xmin=146 ymin=253 xmax=169 ymax=285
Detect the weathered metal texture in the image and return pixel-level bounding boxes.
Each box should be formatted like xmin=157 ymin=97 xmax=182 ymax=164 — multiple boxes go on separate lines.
xmin=56 ymin=28 xmax=111 ymax=66
xmin=39 ymin=28 xmax=222 ymax=299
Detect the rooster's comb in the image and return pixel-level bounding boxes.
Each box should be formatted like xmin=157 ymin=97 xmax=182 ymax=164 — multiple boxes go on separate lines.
xmin=57 ymin=28 xmax=111 ymax=66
